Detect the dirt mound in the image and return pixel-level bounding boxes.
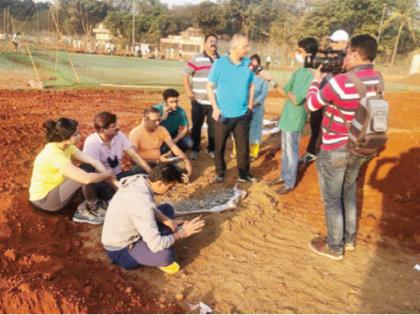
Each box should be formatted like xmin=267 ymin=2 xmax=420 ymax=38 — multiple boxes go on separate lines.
xmin=0 ymin=90 xmax=181 ymax=313
xmin=0 ymin=89 xmax=419 ymax=313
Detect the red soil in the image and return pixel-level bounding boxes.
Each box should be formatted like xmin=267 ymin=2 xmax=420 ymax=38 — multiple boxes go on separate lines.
xmin=0 ymin=90 xmax=181 ymax=313
xmin=0 ymin=89 xmax=419 ymax=313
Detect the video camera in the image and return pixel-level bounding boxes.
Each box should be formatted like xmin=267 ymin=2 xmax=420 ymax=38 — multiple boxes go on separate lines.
xmin=304 ymin=49 xmax=345 ymax=74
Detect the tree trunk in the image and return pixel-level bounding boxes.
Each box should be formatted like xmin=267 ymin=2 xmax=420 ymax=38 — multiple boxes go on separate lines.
xmin=390 ymin=21 xmax=404 ymax=66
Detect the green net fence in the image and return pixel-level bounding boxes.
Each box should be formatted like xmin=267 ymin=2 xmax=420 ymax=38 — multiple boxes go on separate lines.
xmin=0 ymin=47 xmax=419 ymax=91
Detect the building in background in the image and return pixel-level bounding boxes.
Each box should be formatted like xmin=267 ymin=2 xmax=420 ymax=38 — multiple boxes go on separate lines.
xmin=93 ymin=23 xmax=113 ymax=47
xmin=160 ymin=27 xmax=203 ymax=60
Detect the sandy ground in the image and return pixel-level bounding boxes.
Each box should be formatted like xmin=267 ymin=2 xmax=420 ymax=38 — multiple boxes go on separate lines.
xmin=0 ymin=89 xmax=419 ymax=313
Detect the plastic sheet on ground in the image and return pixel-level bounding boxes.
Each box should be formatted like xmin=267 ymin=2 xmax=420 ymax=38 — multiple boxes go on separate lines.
xmin=188 ymin=301 xmax=212 ymax=314
xmin=174 ymin=185 xmax=246 ymax=216
xmin=263 ymin=119 xmax=277 ymax=126
xmin=262 ymin=126 xmax=280 ymax=135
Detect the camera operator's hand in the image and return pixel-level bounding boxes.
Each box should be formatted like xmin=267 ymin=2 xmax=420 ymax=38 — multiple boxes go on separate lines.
xmin=314 ymin=65 xmax=326 ymax=83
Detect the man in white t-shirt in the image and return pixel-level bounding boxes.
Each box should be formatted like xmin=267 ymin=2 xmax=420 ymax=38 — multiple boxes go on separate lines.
xmin=83 ymin=111 xmax=152 ymax=200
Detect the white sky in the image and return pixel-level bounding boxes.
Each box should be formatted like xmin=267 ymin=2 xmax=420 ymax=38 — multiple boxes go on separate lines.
xmin=161 ymin=0 xmax=203 ymax=6
xmin=35 ymin=0 xmax=207 ymax=6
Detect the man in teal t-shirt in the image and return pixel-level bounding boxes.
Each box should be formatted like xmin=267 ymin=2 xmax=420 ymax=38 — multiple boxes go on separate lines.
xmin=153 ymin=88 xmax=193 ymax=153
xmin=268 ymin=37 xmax=318 ymax=194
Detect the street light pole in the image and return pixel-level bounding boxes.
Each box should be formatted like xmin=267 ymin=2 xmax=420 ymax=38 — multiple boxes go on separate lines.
xmin=132 ymin=0 xmax=135 ymax=54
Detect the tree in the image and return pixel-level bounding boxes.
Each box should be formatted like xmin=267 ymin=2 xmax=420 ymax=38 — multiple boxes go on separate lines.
xmin=195 ymin=1 xmax=225 ymax=34
xmin=104 ymin=0 xmax=172 ymax=44
xmin=222 ymin=0 xmax=276 ymax=40
xmin=302 ymin=0 xmax=393 ymax=39
xmin=104 ymin=10 xmax=131 ymax=38
xmin=59 ymin=0 xmax=108 ymax=35
xmin=383 ymin=0 xmax=418 ymax=65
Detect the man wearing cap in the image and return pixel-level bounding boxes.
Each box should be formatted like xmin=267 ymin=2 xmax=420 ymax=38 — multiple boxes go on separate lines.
xmin=329 ymin=29 xmax=350 ymax=52
xmin=300 ymin=29 xmax=350 ymax=164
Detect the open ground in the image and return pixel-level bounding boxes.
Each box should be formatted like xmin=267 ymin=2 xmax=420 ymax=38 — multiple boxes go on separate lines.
xmin=0 ymin=75 xmax=419 ymax=312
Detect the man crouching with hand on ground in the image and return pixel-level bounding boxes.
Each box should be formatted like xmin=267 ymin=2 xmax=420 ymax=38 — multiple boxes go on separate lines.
xmin=101 ymin=164 xmax=204 ymax=274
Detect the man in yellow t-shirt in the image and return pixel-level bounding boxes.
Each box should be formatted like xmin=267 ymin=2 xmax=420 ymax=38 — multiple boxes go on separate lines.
xmin=129 ymin=107 xmax=192 ymax=176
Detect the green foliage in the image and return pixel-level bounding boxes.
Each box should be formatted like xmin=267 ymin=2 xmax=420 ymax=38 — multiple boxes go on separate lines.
xmin=1 ymin=0 xmax=418 ymax=58
xmin=195 ymin=1 xmax=226 ymax=34
xmin=221 ymin=0 xmax=276 ymax=39
xmin=104 ymin=0 xmax=172 ymax=44
xmin=59 ymin=0 xmax=109 ymax=35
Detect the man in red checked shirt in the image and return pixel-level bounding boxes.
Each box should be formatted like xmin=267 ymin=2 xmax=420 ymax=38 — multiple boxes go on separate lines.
xmin=306 ymin=34 xmax=383 ymax=260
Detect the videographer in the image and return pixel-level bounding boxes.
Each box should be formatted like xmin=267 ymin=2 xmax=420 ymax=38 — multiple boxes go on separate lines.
xmin=306 ymin=34 xmax=382 ymax=260
xmin=300 ymin=29 xmax=350 ymax=164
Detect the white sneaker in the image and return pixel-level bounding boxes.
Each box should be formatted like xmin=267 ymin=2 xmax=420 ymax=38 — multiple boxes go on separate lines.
xmin=92 ymin=200 xmax=108 ymax=218
xmin=73 ymin=201 xmax=106 ymax=224
xmin=72 ymin=208 xmax=104 ymax=225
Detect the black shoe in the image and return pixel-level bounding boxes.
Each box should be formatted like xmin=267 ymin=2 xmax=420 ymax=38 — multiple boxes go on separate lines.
xmin=214 ymin=174 xmax=224 ymax=183
xmin=276 ymin=184 xmax=292 ymax=195
xmin=238 ymin=174 xmax=257 ymax=183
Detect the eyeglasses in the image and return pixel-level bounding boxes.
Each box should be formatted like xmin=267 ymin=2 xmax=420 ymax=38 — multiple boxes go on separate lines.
xmin=148 ymin=118 xmax=161 ymax=123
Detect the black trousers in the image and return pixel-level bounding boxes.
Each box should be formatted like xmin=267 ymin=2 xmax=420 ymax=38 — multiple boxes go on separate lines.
xmin=191 ymin=101 xmax=215 ymax=152
xmin=306 ymin=108 xmax=323 ymax=155
xmin=80 ymin=164 xmax=147 ymax=201
xmin=215 ymin=114 xmax=250 ymax=178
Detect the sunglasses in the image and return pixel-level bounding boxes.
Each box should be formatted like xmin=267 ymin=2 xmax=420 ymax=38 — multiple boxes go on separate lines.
xmin=107 ymin=155 xmax=119 ymax=168
xmin=147 ymin=118 xmax=161 ymax=123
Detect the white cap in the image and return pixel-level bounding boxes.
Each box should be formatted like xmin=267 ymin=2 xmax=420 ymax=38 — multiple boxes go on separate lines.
xmin=329 ymin=30 xmax=349 ymax=42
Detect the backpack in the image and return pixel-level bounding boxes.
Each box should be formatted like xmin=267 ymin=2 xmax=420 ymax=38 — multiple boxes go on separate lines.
xmin=338 ymin=71 xmax=388 ymax=157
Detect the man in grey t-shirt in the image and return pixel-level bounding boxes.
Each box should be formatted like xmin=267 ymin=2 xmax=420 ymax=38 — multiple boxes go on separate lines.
xmin=101 ymin=164 xmax=204 ymax=274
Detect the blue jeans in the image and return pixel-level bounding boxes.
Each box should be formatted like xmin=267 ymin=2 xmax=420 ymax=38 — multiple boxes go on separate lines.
xmin=281 ymin=130 xmax=301 ymax=189
xmin=161 ymin=135 xmax=193 ymax=154
xmin=105 ymin=204 xmax=175 ymax=269
xmin=316 ymin=148 xmax=368 ymax=252
xmin=249 ymin=105 xmax=264 ymax=144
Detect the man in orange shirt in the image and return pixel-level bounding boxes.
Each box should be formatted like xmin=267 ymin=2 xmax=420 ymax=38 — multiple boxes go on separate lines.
xmin=129 ymin=107 xmax=192 ymax=176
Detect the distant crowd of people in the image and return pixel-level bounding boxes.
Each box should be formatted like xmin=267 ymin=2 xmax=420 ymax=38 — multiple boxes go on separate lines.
xmin=28 ymin=30 xmax=385 ymax=273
